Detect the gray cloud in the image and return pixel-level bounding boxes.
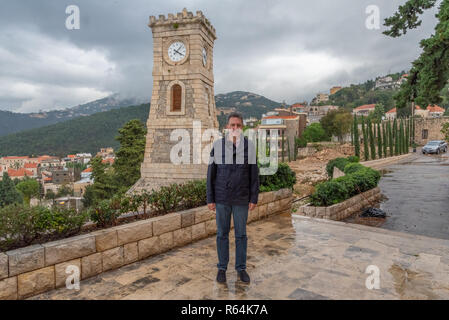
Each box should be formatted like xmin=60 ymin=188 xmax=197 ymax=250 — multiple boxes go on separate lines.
xmin=0 ymin=0 xmax=440 ymax=112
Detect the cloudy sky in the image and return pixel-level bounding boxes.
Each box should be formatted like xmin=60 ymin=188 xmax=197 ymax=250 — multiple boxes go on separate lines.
xmin=0 ymin=0 xmax=440 ymax=112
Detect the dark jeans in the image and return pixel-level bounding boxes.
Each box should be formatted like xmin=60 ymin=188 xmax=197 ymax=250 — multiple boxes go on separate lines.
xmin=215 ymin=203 xmax=248 ymax=272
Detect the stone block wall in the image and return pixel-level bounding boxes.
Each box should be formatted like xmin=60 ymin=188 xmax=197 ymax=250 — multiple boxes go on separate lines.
xmin=0 ymin=188 xmax=292 ymax=300
xmin=296 ymin=187 xmax=381 ymax=220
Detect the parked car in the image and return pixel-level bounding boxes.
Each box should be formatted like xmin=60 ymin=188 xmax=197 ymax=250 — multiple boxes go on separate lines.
xmin=422 ymin=140 xmax=447 ymax=154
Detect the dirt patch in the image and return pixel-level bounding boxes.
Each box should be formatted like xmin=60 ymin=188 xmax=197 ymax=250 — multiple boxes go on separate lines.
xmin=290 ymin=144 xmax=354 ymax=198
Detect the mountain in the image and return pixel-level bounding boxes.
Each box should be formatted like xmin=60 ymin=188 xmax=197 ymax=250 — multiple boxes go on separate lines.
xmin=0 ymin=91 xmax=281 ymax=156
xmin=215 ymin=91 xmax=283 ymax=128
xmin=0 ymin=94 xmax=147 ymax=137
xmin=0 ymin=104 xmax=150 ymax=157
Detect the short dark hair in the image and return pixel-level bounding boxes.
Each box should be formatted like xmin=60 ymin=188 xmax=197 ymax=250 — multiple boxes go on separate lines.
xmin=227 ymin=112 xmax=243 ymax=124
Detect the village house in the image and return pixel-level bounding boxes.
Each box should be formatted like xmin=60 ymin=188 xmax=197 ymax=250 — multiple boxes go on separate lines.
xmin=386 ymin=104 xmax=445 ymax=120
xmin=352 ymin=104 xmax=376 ymax=116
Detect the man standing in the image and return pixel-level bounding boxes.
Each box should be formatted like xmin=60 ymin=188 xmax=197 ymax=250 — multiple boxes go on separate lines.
xmin=206 ymin=112 xmax=259 ymax=284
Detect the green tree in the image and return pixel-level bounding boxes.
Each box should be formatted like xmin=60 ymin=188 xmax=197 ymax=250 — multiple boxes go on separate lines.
xmin=362 ymin=117 xmax=369 ymax=161
xmin=0 ymin=172 xmax=23 ymax=207
xmin=88 ymin=157 xmax=118 ymax=204
xmin=56 ymin=184 xmax=74 ymax=198
xmin=302 ymin=123 xmax=328 ymax=142
xmin=113 ymin=119 xmax=147 ymax=191
xmin=382 ymin=122 xmax=388 ymax=157
xmin=45 ymin=189 xmax=56 ymax=201
xmin=16 ymin=178 xmax=40 ymax=205
xmin=393 ymin=119 xmax=399 ymax=156
xmin=353 ymin=115 xmax=360 ymax=158
xmin=368 ymin=119 xmax=376 ymax=160
xmin=388 ymin=121 xmax=394 ymax=157
xmin=384 ymin=0 xmax=449 ymax=110
xmin=377 ymin=122 xmax=383 ymax=158
xmin=441 ymin=122 xmax=449 ymax=141
xmin=399 ymin=121 xmax=404 ymax=154
xmin=320 ymin=109 xmax=352 ymax=142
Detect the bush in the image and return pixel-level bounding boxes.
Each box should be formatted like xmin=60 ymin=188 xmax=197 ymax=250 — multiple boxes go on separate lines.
xmin=326 ymin=156 xmax=359 ymax=178
xmin=347 ymin=156 xmax=360 ymax=163
xmin=88 ymin=199 xmax=121 ymax=228
xmin=310 ymin=164 xmax=380 ymax=206
xmin=149 ymin=184 xmax=184 ymax=215
xmin=179 ymin=179 xmax=207 ymax=209
xmin=259 ymin=163 xmax=296 ymax=192
xmin=310 ymin=180 xmax=349 ymax=206
xmin=295 ymin=136 xmax=307 ymax=148
xmin=0 ymin=204 xmax=89 ymax=251
xmin=343 ymin=163 xmax=365 ymax=175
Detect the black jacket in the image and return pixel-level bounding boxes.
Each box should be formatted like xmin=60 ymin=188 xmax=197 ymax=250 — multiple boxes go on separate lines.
xmin=206 ymin=135 xmax=259 ymax=205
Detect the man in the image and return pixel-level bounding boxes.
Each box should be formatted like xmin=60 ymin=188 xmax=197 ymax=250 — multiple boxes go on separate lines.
xmin=206 ymin=112 xmax=259 ymax=284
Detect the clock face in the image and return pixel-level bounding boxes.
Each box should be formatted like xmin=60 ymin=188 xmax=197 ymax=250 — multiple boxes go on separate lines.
xmin=168 ymin=41 xmax=186 ymax=62
xmin=202 ymin=47 xmax=207 ymax=66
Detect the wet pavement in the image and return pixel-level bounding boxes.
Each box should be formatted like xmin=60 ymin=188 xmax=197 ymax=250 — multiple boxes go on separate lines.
xmin=32 ymin=213 xmax=449 ymax=300
xmin=379 ymin=149 xmax=449 ymax=240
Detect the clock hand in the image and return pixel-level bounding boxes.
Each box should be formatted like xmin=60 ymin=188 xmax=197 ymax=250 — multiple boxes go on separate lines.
xmin=174 ymin=49 xmax=184 ymax=56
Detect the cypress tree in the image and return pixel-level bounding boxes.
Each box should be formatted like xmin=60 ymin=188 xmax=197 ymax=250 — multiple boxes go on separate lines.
xmin=287 ymin=136 xmax=291 ymax=162
xmin=399 ymin=120 xmax=404 ymax=155
xmin=362 ymin=117 xmax=369 ymax=161
xmin=354 ymin=115 xmax=360 ymax=158
xmin=382 ymin=122 xmax=387 ymax=157
xmin=377 ymin=122 xmax=382 ymax=158
xmin=281 ymin=130 xmax=285 ymax=162
xmin=388 ymin=120 xmax=394 ymax=157
xmin=350 ymin=122 xmax=354 ymax=146
xmin=368 ymin=119 xmax=376 ymax=160
xmin=405 ymin=118 xmax=409 ymax=152
xmin=393 ymin=118 xmax=399 ymax=156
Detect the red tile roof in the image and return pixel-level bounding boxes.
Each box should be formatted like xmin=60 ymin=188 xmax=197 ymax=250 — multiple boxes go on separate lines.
xmin=82 ymin=167 xmax=93 ymax=173
xmin=426 ymin=105 xmax=445 ymax=113
xmin=2 ymin=156 xmax=29 ymax=160
xmin=354 ymin=104 xmax=376 ymax=111
xmin=7 ymin=168 xmax=34 ymax=177
xmin=102 ymin=158 xmax=115 ymax=164
xmin=67 ymin=155 xmax=76 ymax=158
xmin=24 ymin=163 xmax=38 ymax=169
xmin=386 ymin=108 xmax=396 ymax=114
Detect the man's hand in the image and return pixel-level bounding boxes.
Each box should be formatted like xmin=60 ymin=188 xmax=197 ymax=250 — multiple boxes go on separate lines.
xmin=208 ymin=203 xmax=216 ymax=211
xmin=249 ymin=203 xmax=257 ymax=211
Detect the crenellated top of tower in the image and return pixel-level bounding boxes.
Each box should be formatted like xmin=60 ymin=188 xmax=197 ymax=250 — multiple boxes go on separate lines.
xmin=149 ymin=8 xmax=216 ymax=39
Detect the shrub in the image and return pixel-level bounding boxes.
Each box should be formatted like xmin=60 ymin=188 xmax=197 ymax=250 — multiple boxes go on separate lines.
xmin=343 ymin=163 xmax=365 ymax=175
xmin=259 ymin=163 xmax=296 ymax=192
xmin=149 ymin=183 xmax=184 ymax=215
xmin=88 ymin=199 xmax=121 ymax=228
xmin=295 ymin=136 xmax=307 ymax=148
xmin=347 ymin=155 xmax=360 ymax=163
xmin=0 ymin=204 xmax=89 ymax=251
xmin=179 ymin=179 xmax=207 ymax=209
xmin=310 ymin=164 xmax=380 ymax=206
xmin=326 ymin=156 xmax=359 ymax=178
xmin=310 ymin=180 xmax=349 ymax=206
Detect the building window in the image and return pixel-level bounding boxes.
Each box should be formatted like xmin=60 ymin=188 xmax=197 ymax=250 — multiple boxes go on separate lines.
xmin=422 ymin=129 xmax=428 ymax=139
xmin=171 ymin=84 xmax=182 ymax=112
xmin=166 ymin=80 xmax=186 ymax=115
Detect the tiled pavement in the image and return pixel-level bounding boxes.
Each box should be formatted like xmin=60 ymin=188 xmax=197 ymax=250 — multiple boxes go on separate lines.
xmin=32 ymin=213 xmax=449 ymax=300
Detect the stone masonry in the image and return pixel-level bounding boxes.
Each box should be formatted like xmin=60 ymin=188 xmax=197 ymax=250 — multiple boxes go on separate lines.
xmin=130 ymin=9 xmax=219 ymax=193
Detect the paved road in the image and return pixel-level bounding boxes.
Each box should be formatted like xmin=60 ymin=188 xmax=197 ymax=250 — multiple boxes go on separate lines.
xmin=32 ymin=213 xmax=449 ymax=300
xmin=379 ymin=149 xmax=449 ymax=240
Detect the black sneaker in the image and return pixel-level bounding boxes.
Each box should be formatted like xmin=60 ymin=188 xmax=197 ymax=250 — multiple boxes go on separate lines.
xmin=238 ymin=270 xmax=250 ymax=283
xmin=216 ymin=269 xmax=226 ymax=283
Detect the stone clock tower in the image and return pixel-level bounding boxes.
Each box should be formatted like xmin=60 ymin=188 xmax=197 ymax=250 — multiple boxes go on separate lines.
xmin=130 ymin=8 xmax=219 ymax=193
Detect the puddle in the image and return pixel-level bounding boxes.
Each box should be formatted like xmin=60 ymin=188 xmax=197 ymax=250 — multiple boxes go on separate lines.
xmin=389 ymin=264 xmax=438 ymax=299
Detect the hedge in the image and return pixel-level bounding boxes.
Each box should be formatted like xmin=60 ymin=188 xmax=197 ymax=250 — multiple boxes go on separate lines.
xmin=325 ymin=156 xmax=359 ymax=178
xmin=311 ymin=164 xmax=380 ymax=207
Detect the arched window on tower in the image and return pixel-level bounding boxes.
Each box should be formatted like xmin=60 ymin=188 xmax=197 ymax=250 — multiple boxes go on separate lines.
xmin=171 ymin=84 xmax=182 ymax=112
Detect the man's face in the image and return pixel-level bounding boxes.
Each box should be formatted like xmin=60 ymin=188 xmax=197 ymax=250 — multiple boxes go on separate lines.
xmin=226 ymin=117 xmax=243 ymax=137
